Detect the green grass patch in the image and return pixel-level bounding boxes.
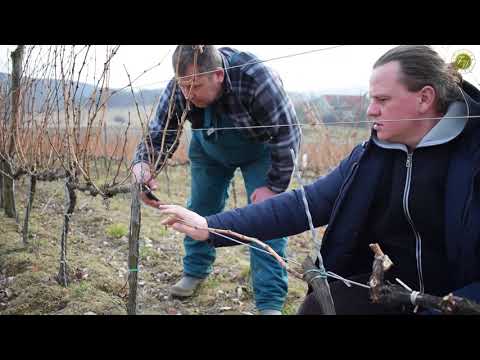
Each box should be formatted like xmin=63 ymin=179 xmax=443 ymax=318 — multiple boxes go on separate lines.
xmin=105 ymin=223 xmax=128 ymax=239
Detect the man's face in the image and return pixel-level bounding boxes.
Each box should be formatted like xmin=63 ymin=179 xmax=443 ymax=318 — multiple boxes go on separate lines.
xmin=367 ymin=61 xmax=423 ymax=145
xmin=177 ymin=64 xmax=224 ymax=108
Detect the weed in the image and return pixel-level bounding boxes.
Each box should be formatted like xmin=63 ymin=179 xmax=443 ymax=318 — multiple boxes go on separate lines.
xmin=105 ymin=223 xmax=128 ymax=239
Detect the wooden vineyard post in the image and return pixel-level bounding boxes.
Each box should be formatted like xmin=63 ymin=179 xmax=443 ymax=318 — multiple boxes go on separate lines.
xmin=57 ymin=175 xmax=77 ymax=287
xmin=302 ymin=256 xmax=336 ymax=315
xmin=22 ymin=175 xmax=37 ymax=245
xmin=127 ymin=182 xmax=141 ymax=315
xmin=290 ymin=148 xmax=336 ymax=314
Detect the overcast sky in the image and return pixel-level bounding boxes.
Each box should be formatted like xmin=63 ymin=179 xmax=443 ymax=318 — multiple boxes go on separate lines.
xmin=0 ymin=45 xmax=479 ymax=94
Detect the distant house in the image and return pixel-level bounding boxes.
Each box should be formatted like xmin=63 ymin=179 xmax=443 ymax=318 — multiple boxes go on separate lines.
xmin=321 ymin=94 xmax=368 ymax=126
xmin=292 ymin=94 xmax=369 ymax=127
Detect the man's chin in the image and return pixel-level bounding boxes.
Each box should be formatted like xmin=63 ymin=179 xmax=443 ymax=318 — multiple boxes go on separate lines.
xmin=376 ymin=132 xmax=391 ymax=142
xmin=191 ymin=101 xmax=207 ymax=108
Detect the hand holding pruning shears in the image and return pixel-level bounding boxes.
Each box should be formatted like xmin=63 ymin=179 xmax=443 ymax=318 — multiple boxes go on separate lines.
xmin=132 ymin=162 xmax=163 ymax=208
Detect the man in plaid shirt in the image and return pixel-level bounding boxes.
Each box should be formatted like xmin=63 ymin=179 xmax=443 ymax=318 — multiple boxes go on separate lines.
xmin=133 ymin=45 xmax=301 ymax=315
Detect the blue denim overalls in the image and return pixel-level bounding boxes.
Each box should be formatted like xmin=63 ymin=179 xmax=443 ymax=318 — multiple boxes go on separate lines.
xmin=183 ymin=105 xmax=288 ymax=311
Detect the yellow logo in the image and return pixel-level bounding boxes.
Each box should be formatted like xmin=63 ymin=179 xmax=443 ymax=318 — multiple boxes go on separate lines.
xmin=452 ymin=49 xmax=476 ymax=73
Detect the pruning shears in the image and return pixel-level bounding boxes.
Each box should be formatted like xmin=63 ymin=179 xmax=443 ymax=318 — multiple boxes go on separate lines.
xmin=141 ymin=184 xmax=160 ymax=202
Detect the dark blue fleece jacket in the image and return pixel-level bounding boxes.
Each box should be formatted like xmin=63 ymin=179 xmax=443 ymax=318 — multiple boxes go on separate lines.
xmin=206 ymin=81 xmax=480 ymax=300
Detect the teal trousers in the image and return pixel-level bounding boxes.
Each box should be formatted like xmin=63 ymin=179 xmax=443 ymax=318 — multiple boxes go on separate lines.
xmin=182 ymin=106 xmax=288 ymax=311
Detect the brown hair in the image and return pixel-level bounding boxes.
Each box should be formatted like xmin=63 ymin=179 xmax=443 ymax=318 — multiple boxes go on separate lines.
xmin=172 ymin=45 xmax=222 ymax=77
xmin=374 ymin=45 xmax=463 ymax=114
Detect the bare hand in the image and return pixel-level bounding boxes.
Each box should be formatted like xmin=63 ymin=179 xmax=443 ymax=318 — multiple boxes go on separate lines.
xmin=250 ymin=186 xmax=277 ymax=204
xmin=132 ymin=162 xmax=162 ymax=208
xmin=158 ymin=205 xmax=209 ymax=241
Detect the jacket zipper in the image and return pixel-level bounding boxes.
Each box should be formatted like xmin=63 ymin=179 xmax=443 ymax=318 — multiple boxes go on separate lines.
xmin=403 ymin=152 xmax=425 ymax=294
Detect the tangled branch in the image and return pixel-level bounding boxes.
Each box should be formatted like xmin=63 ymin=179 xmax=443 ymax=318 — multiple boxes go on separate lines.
xmin=369 ymin=243 xmax=480 ymax=314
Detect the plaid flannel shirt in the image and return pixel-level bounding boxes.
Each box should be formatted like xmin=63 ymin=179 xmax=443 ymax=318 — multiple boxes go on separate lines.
xmin=134 ymin=47 xmax=302 ymax=193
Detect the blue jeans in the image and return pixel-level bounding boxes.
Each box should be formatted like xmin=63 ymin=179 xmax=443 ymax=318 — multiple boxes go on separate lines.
xmin=182 ymin=107 xmax=288 ymax=311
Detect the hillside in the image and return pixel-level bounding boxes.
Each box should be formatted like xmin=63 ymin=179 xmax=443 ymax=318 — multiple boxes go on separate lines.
xmin=0 ymin=72 xmax=163 ymax=109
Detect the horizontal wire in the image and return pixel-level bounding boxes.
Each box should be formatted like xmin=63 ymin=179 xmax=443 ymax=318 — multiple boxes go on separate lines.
xmin=138 ymin=114 xmax=480 ymax=133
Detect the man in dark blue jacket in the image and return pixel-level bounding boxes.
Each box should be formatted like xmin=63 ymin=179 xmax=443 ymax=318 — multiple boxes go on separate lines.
xmin=158 ymin=45 xmax=480 ymax=314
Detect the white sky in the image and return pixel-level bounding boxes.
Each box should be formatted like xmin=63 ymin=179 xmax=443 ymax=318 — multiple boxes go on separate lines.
xmin=0 ymin=45 xmax=479 ymax=94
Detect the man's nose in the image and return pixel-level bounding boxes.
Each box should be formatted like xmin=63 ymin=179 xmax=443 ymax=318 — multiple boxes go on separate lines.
xmin=367 ymin=103 xmax=379 ymax=117
xmin=182 ymin=88 xmax=191 ymax=99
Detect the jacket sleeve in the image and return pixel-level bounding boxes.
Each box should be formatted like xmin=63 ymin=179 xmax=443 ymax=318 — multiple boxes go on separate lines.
xmin=452 ymin=282 xmax=480 ymax=303
xmin=205 ymin=145 xmax=365 ymax=247
xmin=133 ymin=79 xmax=186 ymax=169
xmin=248 ymin=67 xmax=302 ymax=193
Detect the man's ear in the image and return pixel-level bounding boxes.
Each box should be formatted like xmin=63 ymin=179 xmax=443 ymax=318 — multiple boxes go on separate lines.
xmin=214 ymin=68 xmax=225 ymax=83
xmin=418 ymin=85 xmax=436 ymax=113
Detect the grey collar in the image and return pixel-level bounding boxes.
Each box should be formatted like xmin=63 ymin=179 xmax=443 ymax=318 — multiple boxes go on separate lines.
xmin=372 ymin=101 xmax=468 ymax=152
